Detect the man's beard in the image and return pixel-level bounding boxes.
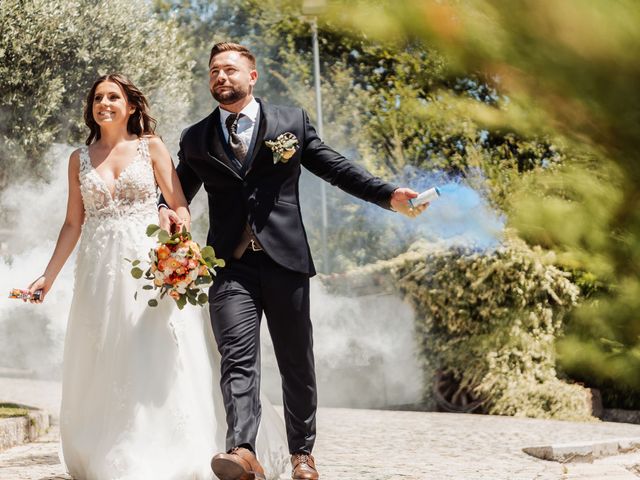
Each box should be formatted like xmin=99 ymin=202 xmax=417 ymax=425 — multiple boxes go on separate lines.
xmin=212 ymin=85 xmax=248 ymax=105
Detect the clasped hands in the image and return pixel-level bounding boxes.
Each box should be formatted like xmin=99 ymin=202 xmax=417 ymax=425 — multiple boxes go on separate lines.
xmin=159 ymin=207 xmax=191 ymax=233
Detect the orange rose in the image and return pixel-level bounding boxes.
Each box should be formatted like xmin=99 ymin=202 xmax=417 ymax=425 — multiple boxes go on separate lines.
xmin=157 ymin=244 xmax=171 ymax=260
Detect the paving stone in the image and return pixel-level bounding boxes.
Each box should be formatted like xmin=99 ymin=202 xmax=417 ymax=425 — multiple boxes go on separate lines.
xmin=524 ymin=438 xmax=640 ymax=464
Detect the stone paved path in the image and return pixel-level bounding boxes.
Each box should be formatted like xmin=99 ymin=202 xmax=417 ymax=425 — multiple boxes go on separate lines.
xmin=2 ymin=376 xmax=640 ymax=479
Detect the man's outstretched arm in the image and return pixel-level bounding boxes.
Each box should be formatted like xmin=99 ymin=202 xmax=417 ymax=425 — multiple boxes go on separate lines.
xmin=300 ymin=109 xmax=427 ymax=217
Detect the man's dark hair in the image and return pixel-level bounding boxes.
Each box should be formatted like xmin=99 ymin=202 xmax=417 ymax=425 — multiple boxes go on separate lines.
xmin=209 ymin=42 xmax=256 ymax=69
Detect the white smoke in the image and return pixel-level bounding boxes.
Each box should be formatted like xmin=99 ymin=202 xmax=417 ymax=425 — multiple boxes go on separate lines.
xmin=0 ymin=144 xmax=75 ymax=378
xmin=260 ymin=279 xmax=422 ymax=409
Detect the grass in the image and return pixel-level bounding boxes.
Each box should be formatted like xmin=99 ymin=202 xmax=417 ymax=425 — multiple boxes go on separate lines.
xmin=0 ymin=403 xmax=30 ymax=419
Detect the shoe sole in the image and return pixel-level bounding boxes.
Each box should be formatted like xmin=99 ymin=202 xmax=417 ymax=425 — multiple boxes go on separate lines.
xmin=211 ymin=456 xmax=258 ymax=480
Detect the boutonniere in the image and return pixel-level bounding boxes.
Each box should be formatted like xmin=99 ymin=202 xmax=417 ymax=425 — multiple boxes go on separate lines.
xmin=265 ymin=132 xmax=299 ymax=164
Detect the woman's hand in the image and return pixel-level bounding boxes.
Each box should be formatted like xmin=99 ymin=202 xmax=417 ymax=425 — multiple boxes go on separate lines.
xmin=159 ymin=207 xmax=191 ymax=233
xmin=27 ymin=275 xmax=50 ymax=304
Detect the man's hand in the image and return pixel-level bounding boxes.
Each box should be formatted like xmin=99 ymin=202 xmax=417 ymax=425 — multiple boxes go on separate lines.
xmin=390 ymin=187 xmax=429 ymax=218
xmin=159 ymin=206 xmax=185 ymax=233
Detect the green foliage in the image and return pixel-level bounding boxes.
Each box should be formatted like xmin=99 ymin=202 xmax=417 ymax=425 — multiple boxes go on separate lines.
xmin=327 ymin=0 xmax=640 ymax=397
xmin=0 ymin=403 xmax=29 ymax=419
xmin=0 ymin=0 xmax=194 ymax=189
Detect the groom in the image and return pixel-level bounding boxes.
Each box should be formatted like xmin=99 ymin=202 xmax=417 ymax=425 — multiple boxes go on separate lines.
xmin=159 ymin=42 xmax=426 ymax=480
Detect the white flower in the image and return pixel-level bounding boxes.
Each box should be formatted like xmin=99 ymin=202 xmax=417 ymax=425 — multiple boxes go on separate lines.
xmin=265 ymin=132 xmax=299 ymax=164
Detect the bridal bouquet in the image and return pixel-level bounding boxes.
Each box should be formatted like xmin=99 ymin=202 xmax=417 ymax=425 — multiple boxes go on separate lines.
xmin=127 ymin=225 xmax=225 ymax=309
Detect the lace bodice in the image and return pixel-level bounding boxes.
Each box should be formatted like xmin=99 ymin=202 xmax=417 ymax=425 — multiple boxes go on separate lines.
xmin=79 ymin=138 xmax=157 ymax=223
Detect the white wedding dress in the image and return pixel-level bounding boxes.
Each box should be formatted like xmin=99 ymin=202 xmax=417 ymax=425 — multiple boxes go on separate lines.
xmin=60 ymin=138 xmax=288 ymax=480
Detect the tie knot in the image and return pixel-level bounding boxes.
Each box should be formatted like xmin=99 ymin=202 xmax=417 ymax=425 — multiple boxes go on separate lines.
xmin=225 ymin=113 xmax=242 ymax=134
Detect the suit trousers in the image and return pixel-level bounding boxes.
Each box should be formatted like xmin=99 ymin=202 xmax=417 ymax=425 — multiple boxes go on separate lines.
xmin=209 ymin=249 xmax=317 ymax=455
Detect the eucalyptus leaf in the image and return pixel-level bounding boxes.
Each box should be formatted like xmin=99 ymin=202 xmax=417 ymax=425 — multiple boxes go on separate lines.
xmin=142 ymin=285 xmax=154 ymax=290
xmin=176 ymin=296 xmax=187 ymax=310
xmin=146 ymin=224 xmax=161 ymax=237
xmin=198 ymin=293 xmax=208 ymax=304
xmin=131 ymin=267 xmax=143 ymax=279
xmin=158 ymin=230 xmax=171 ymax=244
xmin=132 ymin=260 xmax=140 ymax=267
xmin=148 ymin=299 xmax=158 ymax=307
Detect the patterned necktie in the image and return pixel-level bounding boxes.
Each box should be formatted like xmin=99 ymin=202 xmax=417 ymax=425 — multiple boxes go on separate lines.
xmin=225 ymin=113 xmax=248 ymax=163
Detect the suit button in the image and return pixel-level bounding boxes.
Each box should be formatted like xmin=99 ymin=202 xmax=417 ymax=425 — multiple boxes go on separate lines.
xmin=242 ymin=181 xmax=248 ymax=187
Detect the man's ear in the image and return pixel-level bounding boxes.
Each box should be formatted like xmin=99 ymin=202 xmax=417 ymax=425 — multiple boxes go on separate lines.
xmin=249 ymin=69 xmax=258 ymax=86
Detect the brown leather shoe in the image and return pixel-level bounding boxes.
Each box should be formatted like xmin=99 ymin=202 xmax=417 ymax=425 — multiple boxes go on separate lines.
xmin=211 ymin=447 xmax=266 ymax=480
xmin=291 ymin=452 xmax=319 ymax=480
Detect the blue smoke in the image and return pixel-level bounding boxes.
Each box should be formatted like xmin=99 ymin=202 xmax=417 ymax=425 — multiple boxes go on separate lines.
xmin=390 ymin=166 xmax=505 ymax=251
xmin=302 ymin=166 xmax=507 ymax=271
xmin=415 ymin=183 xmax=504 ymax=250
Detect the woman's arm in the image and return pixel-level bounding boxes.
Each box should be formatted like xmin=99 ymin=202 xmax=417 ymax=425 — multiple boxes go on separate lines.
xmin=148 ymin=136 xmax=191 ymax=232
xmin=28 ymin=150 xmax=85 ymax=303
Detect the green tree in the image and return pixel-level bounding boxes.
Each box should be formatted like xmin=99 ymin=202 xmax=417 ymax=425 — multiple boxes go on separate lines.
xmin=327 ymin=0 xmax=640 ymax=390
xmin=0 ymin=0 xmax=194 ymax=189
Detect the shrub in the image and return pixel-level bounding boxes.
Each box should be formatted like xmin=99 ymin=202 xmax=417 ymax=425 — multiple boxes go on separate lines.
xmin=325 ymin=237 xmax=594 ymax=420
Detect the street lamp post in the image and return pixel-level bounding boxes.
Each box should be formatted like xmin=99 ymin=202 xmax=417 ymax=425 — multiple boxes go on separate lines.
xmin=302 ymin=0 xmax=330 ymax=273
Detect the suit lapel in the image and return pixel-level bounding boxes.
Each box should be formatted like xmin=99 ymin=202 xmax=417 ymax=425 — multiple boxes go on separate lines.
xmin=244 ymin=99 xmax=280 ymax=176
xmin=205 ymin=108 xmax=242 ymax=180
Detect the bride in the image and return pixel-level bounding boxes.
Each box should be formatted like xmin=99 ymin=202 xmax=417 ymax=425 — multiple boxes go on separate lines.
xmin=27 ymin=73 xmax=288 ymax=480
